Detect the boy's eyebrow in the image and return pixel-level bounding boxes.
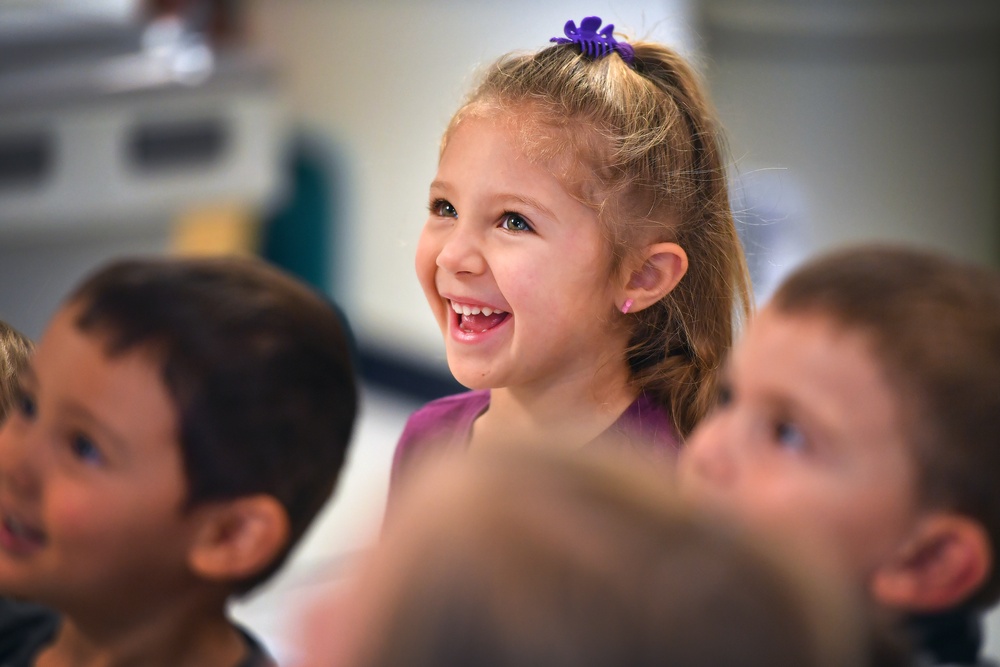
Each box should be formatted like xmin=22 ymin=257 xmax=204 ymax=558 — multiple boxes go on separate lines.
xmin=60 ymin=400 xmax=132 ymax=458
xmin=17 ymin=365 xmax=131 ymax=458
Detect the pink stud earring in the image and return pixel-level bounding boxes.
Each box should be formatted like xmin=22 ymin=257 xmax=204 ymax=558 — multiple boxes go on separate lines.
xmin=620 ymin=298 xmax=634 ymax=314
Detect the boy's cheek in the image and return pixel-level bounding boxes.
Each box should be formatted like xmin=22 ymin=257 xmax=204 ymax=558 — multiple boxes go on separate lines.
xmin=45 ymin=488 xmax=119 ymax=544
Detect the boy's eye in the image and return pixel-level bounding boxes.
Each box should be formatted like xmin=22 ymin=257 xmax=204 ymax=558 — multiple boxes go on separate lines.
xmin=715 ymin=384 xmax=733 ymax=409
xmin=774 ymin=421 xmax=807 ymax=452
xmin=499 ymin=212 xmax=532 ymax=232
xmin=430 ymin=199 xmax=457 ymax=218
xmin=15 ymin=388 xmax=37 ymax=421
xmin=70 ymin=433 xmax=104 ymax=466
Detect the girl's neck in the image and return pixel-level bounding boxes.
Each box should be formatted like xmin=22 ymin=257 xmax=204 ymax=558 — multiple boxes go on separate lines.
xmin=471 ymin=365 xmax=637 ymax=452
xmin=36 ymin=596 xmax=246 ymax=667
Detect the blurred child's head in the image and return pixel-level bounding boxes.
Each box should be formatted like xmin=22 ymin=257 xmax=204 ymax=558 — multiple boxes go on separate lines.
xmin=679 ymin=245 xmax=1000 ymax=613
xmin=323 ymin=447 xmax=872 ymax=667
xmin=418 ymin=22 xmax=751 ymax=435
xmin=0 ymin=320 xmax=32 ymax=423
xmin=0 ymin=257 xmax=357 ymax=617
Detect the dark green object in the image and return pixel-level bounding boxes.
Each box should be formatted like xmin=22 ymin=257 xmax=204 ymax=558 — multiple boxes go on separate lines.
xmin=261 ymin=134 xmax=335 ymax=293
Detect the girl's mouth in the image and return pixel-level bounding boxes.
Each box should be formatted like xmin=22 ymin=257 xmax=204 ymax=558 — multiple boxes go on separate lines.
xmin=450 ymin=300 xmax=510 ymax=334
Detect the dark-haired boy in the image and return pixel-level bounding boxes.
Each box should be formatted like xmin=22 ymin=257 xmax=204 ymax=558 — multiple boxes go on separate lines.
xmin=0 ymin=256 xmax=357 ymax=666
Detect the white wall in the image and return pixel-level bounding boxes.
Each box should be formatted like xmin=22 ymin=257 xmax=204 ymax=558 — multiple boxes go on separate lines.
xmin=699 ymin=0 xmax=1000 ymax=297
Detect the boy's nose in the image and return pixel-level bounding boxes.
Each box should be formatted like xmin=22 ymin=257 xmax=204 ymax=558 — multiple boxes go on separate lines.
xmin=679 ymin=415 xmax=740 ymax=492
xmin=436 ymin=224 xmax=487 ymax=276
xmin=0 ymin=421 xmax=42 ymax=499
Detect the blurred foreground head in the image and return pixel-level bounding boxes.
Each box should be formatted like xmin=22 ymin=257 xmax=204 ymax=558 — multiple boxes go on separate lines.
xmin=321 ymin=447 xmax=884 ymax=667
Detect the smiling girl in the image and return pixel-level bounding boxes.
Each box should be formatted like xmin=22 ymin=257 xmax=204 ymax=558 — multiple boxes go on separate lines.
xmin=392 ymin=17 xmax=751 ymax=484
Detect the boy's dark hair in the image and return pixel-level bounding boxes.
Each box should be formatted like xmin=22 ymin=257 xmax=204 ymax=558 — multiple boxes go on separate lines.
xmin=68 ymin=256 xmax=358 ymax=592
xmin=771 ymin=245 xmax=1000 ymax=608
xmin=0 ymin=320 xmax=33 ymax=423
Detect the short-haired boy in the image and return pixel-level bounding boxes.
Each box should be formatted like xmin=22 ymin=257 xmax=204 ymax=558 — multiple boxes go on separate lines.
xmin=679 ymin=245 xmax=1000 ymax=666
xmin=0 ymin=256 xmax=357 ymax=666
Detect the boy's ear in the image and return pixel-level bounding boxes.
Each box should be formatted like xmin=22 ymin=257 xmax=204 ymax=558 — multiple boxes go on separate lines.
xmin=620 ymin=242 xmax=688 ymax=313
xmin=870 ymin=513 xmax=991 ymax=613
xmin=187 ymin=495 xmax=291 ymax=583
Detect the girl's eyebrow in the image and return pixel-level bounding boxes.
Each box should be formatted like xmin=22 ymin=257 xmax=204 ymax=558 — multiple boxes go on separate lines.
xmin=497 ymin=193 xmax=557 ymax=220
xmin=428 ymin=180 xmax=559 ymax=221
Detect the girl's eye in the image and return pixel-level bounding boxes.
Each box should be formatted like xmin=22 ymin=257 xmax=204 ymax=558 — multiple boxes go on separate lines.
xmin=499 ymin=212 xmax=532 ymax=232
xmin=70 ymin=433 xmax=104 ymax=466
xmin=774 ymin=421 xmax=807 ymax=453
xmin=430 ymin=199 xmax=457 ymax=218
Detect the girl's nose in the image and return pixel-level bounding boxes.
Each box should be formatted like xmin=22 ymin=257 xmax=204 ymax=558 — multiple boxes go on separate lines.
xmin=436 ymin=224 xmax=487 ymax=276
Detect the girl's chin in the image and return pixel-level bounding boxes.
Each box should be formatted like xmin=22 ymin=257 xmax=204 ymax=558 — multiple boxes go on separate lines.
xmin=447 ymin=368 xmax=492 ymax=391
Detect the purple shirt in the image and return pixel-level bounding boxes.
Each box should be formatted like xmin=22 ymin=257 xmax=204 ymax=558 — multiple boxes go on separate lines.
xmin=390 ymin=389 xmax=679 ymax=489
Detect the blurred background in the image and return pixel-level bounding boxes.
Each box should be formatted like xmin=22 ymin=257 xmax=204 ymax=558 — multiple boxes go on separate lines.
xmin=1 ymin=0 xmax=997 ymax=663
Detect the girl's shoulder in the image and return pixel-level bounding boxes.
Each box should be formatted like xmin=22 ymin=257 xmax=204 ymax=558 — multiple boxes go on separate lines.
xmin=610 ymin=392 xmax=681 ymax=458
xmin=392 ymin=390 xmax=490 ymax=480
xmin=407 ymin=390 xmax=491 ymax=426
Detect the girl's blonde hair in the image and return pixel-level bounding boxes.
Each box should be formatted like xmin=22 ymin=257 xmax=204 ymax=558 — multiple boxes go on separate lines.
xmin=444 ymin=39 xmax=752 ymax=437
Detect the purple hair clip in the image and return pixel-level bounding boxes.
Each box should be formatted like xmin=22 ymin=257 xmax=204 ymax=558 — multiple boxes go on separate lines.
xmin=550 ymin=16 xmax=635 ymax=66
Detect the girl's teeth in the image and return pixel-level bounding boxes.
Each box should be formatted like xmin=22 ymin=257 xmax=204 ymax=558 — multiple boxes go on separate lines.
xmin=450 ymin=301 xmax=504 ymax=317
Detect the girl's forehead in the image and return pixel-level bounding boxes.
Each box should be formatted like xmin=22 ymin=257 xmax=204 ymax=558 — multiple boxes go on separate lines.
xmin=445 ymin=111 xmax=598 ymax=197
xmin=449 ymin=103 xmax=591 ymax=163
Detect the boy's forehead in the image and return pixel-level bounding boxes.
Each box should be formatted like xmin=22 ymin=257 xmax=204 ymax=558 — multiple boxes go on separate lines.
xmin=38 ymin=304 xmax=172 ymax=405
xmin=32 ymin=303 xmax=181 ymax=443
xmin=744 ymin=306 xmax=869 ymax=359
xmin=737 ymin=307 xmax=905 ymax=433
xmin=54 ymin=300 xmax=165 ymax=363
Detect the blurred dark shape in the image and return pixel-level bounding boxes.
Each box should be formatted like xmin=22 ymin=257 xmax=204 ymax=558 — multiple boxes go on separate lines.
xmin=0 ymin=132 xmax=51 ymax=190
xmin=127 ymin=116 xmax=228 ymax=173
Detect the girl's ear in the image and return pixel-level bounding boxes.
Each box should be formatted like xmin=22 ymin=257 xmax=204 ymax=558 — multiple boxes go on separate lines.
xmin=870 ymin=513 xmax=991 ymax=613
xmin=620 ymin=242 xmax=688 ymax=313
xmin=187 ymin=495 xmax=291 ymax=583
